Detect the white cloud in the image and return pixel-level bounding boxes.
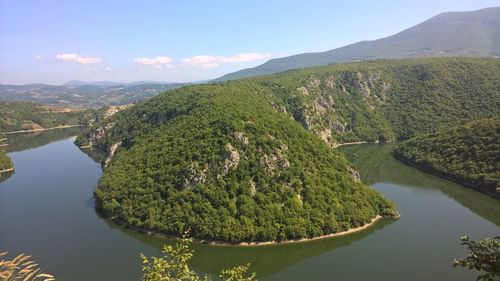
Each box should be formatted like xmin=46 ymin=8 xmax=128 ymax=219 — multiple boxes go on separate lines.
xmin=34 ymin=54 xmax=44 ymax=61
xmin=134 ymin=56 xmax=174 ymax=69
xmin=84 ymin=66 xmax=112 ymax=72
xmin=56 ymin=53 xmax=102 ymax=64
xmin=182 ymin=52 xmax=271 ymax=69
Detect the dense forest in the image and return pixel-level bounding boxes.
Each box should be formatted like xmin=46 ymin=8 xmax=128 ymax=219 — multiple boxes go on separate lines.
xmin=394 ymin=118 xmax=500 ymax=198
xmin=256 ymin=57 xmax=500 ymax=143
xmin=0 ymin=102 xmax=103 ymax=133
xmin=77 ymin=57 xmax=499 ymax=243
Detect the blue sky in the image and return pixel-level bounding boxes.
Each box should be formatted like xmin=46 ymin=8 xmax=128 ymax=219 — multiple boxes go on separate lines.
xmin=0 ymin=0 xmax=498 ymax=84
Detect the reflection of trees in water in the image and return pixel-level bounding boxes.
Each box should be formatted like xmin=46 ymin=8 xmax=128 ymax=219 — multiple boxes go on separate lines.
xmin=1 ymin=128 xmax=85 ymax=183
xmin=0 ymin=170 xmax=13 ymax=183
xmin=340 ymin=143 xmax=500 ymax=227
xmin=101 ymin=216 xmax=393 ymax=278
xmin=78 ymin=146 xmax=106 ymax=164
xmin=4 ymin=127 xmax=84 ymax=153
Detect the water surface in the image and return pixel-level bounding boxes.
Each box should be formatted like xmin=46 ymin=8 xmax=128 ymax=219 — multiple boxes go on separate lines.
xmin=0 ymin=133 xmax=498 ymax=281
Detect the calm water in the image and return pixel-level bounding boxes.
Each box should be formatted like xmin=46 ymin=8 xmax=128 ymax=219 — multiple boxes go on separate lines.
xmin=1 ymin=132 xmax=498 ymax=281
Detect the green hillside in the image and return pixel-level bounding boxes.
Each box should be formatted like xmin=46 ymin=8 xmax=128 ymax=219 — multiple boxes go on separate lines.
xmin=394 ymin=118 xmax=500 ymax=198
xmin=216 ymin=7 xmax=500 ymax=81
xmin=246 ymin=57 xmax=500 ymax=143
xmin=0 ymin=102 xmax=99 ymax=133
xmin=77 ymin=57 xmax=499 ymax=243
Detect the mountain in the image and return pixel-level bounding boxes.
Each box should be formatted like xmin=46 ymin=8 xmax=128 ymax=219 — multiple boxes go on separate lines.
xmin=394 ymin=118 xmax=500 ymax=199
xmin=75 ymin=57 xmax=499 ymax=243
xmin=215 ymin=7 xmax=500 ymax=81
xmin=0 ymin=82 xmax=189 ymax=108
xmin=63 ymin=80 xmax=124 ymax=87
xmin=62 ymin=80 xmax=174 ymax=86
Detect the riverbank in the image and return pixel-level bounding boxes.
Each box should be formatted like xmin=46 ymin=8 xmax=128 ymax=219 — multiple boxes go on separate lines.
xmin=2 ymin=125 xmax=86 ymax=135
xmin=117 ymin=215 xmax=386 ymax=247
xmin=392 ymin=152 xmax=499 ymax=200
xmin=333 ymin=140 xmax=393 ymax=148
xmin=0 ymin=167 xmax=15 ymax=174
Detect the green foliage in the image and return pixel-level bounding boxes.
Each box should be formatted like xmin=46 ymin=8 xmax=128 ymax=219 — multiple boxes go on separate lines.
xmin=258 ymin=57 xmax=500 ymax=143
xmin=394 ymin=118 xmax=500 ymax=197
xmin=219 ymin=264 xmax=256 ymax=281
xmin=0 ymin=102 xmax=97 ymax=133
xmin=141 ymin=237 xmax=256 ymax=281
xmin=141 ymin=237 xmax=208 ymax=281
xmin=453 ymin=236 xmax=500 ymax=281
xmin=78 ymin=57 xmax=500 ymax=243
xmin=0 ymin=149 xmax=13 ymax=171
xmin=87 ymin=82 xmax=396 ymax=242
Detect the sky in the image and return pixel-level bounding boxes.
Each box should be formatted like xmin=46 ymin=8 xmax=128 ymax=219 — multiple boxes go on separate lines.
xmin=0 ymin=0 xmax=498 ymax=85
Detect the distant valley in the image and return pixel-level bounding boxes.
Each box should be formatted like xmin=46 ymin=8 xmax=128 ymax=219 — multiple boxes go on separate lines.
xmin=0 ymin=82 xmax=188 ymax=108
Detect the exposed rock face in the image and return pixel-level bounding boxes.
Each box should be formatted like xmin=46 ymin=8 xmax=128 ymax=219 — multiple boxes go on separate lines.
xmin=104 ymin=104 xmax=132 ymax=119
xmin=269 ymin=101 xmax=288 ymax=114
xmin=318 ymin=128 xmax=332 ymax=143
xmin=259 ymin=144 xmax=290 ymax=176
xmin=297 ymin=86 xmax=310 ymax=96
xmin=288 ymin=71 xmax=391 ymax=145
xmin=222 ymin=143 xmax=240 ymax=175
xmin=104 ymin=141 xmax=121 ymax=167
xmin=182 ymin=162 xmax=207 ymax=189
xmin=87 ymin=122 xmax=115 ymax=147
xmin=325 ymin=76 xmax=336 ymax=89
xmin=313 ymin=96 xmax=333 ymax=114
xmin=329 ymin=121 xmax=346 ymax=133
xmin=347 ymin=166 xmax=361 ymax=182
xmin=308 ymin=78 xmax=321 ymax=89
xmin=249 ymin=179 xmax=257 ymax=196
xmin=380 ymin=82 xmax=391 ymax=101
xmin=233 ymin=131 xmax=249 ymax=145
xmin=303 ymin=113 xmax=313 ymax=130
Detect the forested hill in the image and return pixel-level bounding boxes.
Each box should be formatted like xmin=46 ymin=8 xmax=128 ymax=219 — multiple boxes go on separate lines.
xmin=245 ymin=57 xmax=500 ymax=143
xmin=79 ymin=84 xmax=400 ymax=243
xmin=0 ymin=102 xmax=100 ymax=133
xmin=394 ymin=118 xmax=500 ymax=199
xmin=215 ymin=7 xmax=500 ymax=81
xmin=76 ymin=57 xmax=499 ymax=243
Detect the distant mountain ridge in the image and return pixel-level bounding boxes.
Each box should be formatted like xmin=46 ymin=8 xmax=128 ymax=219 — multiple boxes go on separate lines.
xmin=0 ymin=82 xmax=188 ymax=108
xmin=62 ymin=80 xmax=174 ymax=86
xmin=215 ymin=7 xmax=500 ymax=81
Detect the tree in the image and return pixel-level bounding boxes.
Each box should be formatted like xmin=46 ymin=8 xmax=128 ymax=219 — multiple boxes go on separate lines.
xmin=141 ymin=236 xmax=257 ymax=281
xmin=453 ymin=236 xmax=500 ymax=281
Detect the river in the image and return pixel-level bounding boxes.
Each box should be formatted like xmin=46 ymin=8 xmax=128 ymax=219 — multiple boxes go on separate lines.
xmin=0 ymin=130 xmax=498 ymax=281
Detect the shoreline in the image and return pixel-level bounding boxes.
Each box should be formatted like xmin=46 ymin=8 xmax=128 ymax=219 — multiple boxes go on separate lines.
xmin=333 ymin=140 xmax=393 ymax=148
xmin=392 ymin=152 xmax=499 ymax=200
xmin=0 ymin=167 xmax=15 ymax=174
xmin=2 ymin=124 xmax=85 ymax=135
xmin=119 ymin=215 xmax=385 ymax=247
